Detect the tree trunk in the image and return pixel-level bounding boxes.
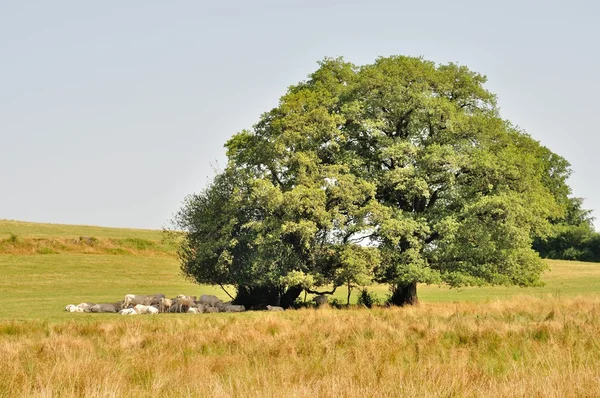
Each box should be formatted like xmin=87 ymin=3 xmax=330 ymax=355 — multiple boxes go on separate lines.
xmin=233 ymin=285 xmax=302 ymax=309
xmin=280 ymin=285 xmax=303 ymax=308
xmin=389 ymin=281 xmax=419 ymax=306
xmin=347 ymin=280 xmax=352 ymax=306
xmin=233 ymin=285 xmax=279 ymax=309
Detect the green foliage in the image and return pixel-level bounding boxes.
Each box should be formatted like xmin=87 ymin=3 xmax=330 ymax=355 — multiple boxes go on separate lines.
xmin=534 ymin=224 xmax=600 ymax=262
xmin=175 ymin=55 xmax=575 ymax=305
xmin=329 ymin=297 xmax=343 ymax=308
xmin=533 ymin=197 xmax=600 ymax=262
xmin=357 ymin=288 xmax=379 ymax=308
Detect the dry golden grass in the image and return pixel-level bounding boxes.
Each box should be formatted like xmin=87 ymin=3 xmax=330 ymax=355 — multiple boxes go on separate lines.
xmin=2 ymin=296 xmax=600 ymax=397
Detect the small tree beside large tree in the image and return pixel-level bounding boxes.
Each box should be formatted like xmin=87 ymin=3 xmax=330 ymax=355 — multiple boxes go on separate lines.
xmin=173 ymin=55 xmax=575 ymax=307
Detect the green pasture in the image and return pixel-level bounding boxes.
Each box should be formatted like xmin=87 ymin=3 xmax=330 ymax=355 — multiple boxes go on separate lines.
xmin=0 ymin=219 xmax=165 ymax=241
xmin=361 ymin=259 xmax=600 ymax=303
xmin=1 ymin=254 xmax=600 ymax=321
xmin=1 ymin=220 xmax=600 ymax=321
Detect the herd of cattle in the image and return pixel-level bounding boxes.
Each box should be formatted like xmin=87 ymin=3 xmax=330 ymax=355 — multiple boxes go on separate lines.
xmin=64 ymin=293 xmax=285 ymax=315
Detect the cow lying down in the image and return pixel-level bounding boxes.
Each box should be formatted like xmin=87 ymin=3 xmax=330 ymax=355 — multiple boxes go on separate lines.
xmin=65 ymin=303 xmax=96 ymax=312
xmin=118 ymin=305 xmax=159 ymax=315
xmin=65 ymin=304 xmax=84 ymax=313
xmin=90 ymin=302 xmax=122 ymax=313
xmin=65 ymin=294 xmax=253 ymax=314
xmin=134 ymin=304 xmax=159 ymax=314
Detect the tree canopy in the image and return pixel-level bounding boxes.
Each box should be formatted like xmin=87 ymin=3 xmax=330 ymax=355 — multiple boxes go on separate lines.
xmin=533 ymin=197 xmax=600 ymax=262
xmin=174 ymin=55 xmax=574 ymax=307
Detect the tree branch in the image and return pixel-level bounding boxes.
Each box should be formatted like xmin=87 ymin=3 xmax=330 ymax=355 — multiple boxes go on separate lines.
xmin=381 ymin=159 xmax=392 ymax=170
xmin=305 ymin=286 xmax=338 ymax=295
xmin=395 ymin=109 xmax=414 ymax=138
xmin=268 ymin=165 xmax=283 ymax=187
xmin=348 ymin=233 xmax=377 ymax=244
xmin=425 ymin=232 xmax=440 ymax=244
xmin=427 ymin=189 xmax=440 ymax=209
xmin=219 ymin=284 xmax=235 ymax=300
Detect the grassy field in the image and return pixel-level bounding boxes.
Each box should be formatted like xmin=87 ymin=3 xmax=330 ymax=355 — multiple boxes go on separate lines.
xmin=0 ymin=219 xmax=164 ymax=240
xmin=2 ymin=219 xmax=600 ymax=396
xmin=3 ymin=253 xmax=600 ymax=322
xmin=2 ymin=219 xmax=600 ymax=320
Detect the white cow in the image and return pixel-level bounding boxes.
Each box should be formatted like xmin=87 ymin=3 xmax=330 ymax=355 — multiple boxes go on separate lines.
xmin=266 ymin=305 xmax=284 ymax=311
xmin=119 ymin=308 xmax=137 ymax=315
xmin=173 ymin=295 xmax=195 ymax=313
xmin=159 ymin=298 xmax=173 ymax=313
xmin=76 ymin=303 xmax=94 ymax=312
xmin=65 ymin=304 xmax=83 ymax=313
xmin=134 ymin=304 xmax=159 ymax=314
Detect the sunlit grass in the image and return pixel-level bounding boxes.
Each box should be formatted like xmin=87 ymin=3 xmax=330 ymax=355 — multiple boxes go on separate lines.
xmin=2 ymin=253 xmax=600 ymax=322
xmin=1 ymin=297 xmax=600 ymax=397
xmin=0 ymin=219 xmax=166 ymax=240
xmin=2 ymin=220 xmax=600 ymax=396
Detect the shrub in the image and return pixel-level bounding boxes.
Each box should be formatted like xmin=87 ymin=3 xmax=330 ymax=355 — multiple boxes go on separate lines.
xmin=329 ymin=298 xmax=343 ymax=308
xmin=291 ymin=298 xmax=314 ymax=309
xmin=357 ymin=288 xmax=379 ymax=308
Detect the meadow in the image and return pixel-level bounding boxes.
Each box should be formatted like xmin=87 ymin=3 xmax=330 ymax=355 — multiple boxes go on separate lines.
xmin=2 ymin=219 xmax=600 ymax=396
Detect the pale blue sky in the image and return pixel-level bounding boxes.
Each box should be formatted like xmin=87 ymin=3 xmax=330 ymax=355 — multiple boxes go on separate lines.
xmin=1 ymin=1 xmax=599 ymax=229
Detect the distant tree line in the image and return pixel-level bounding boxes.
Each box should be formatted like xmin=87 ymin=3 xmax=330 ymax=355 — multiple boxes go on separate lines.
xmin=533 ymin=197 xmax=600 ymax=262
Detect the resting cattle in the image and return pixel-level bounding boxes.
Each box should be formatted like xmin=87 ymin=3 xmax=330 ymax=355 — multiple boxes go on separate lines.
xmin=222 ymin=304 xmax=245 ymax=313
xmin=134 ymin=304 xmax=159 ymax=314
xmin=119 ymin=308 xmax=137 ymax=315
xmin=123 ymin=294 xmax=165 ymax=308
xmin=198 ymin=294 xmax=222 ymax=307
xmin=77 ymin=302 xmax=95 ymax=312
xmin=174 ymin=295 xmax=195 ymax=313
xmin=90 ymin=303 xmax=121 ymax=313
xmin=159 ymin=298 xmax=172 ymax=313
xmin=266 ymin=305 xmax=284 ymax=311
xmin=65 ymin=304 xmax=83 ymax=313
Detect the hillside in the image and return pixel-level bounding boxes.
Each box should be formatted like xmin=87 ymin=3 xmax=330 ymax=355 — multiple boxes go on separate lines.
xmin=0 ymin=220 xmax=165 ymax=240
xmin=0 ymin=219 xmax=178 ymax=256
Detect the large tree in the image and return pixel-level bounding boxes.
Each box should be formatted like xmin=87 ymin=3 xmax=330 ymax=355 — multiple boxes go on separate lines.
xmin=175 ymin=56 xmax=571 ymax=306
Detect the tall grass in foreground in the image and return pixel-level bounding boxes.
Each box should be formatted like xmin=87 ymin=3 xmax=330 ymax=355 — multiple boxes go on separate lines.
xmin=2 ymin=296 xmax=600 ymax=397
